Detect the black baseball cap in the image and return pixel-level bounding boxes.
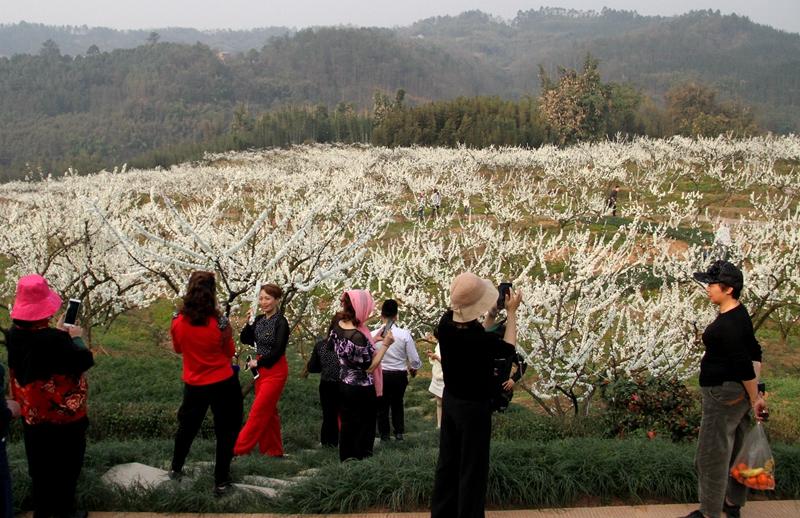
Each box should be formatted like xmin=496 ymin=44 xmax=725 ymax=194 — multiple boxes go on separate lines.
xmin=693 ymin=260 xmax=743 ymax=291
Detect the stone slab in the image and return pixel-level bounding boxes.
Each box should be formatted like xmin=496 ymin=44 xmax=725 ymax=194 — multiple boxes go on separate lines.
xmin=101 ymin=463 xmax=170 ymax=490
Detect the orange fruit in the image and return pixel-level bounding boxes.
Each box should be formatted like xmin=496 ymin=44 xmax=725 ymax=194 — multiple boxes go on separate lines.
xmin=736 ymin=463 xmax=748 ymax=472
xmin=757 ymin=473 xmax=769 ymax=486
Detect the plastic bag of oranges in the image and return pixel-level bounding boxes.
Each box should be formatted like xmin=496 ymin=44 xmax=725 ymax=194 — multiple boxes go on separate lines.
xmin=729 ymin=422 xmax=775 ymax=491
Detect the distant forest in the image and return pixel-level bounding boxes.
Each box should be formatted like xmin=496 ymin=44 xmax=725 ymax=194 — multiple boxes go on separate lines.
xmin=0 ymin=8 xmax=798 ymax=180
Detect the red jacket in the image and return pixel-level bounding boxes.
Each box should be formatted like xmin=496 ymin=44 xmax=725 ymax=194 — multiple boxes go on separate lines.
xmin=171 ymin=314 xmax=235 ymax=386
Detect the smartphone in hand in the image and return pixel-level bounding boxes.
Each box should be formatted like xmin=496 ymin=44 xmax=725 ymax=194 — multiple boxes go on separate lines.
xmin=497 ymin=283 xmax=512 ymax=310
xmin=64 ymin=299 xmax=81 ymax=327
xmin=246 ymin=355 xmax=260 ymax=379
xmin=383 ymin=318 xmax=395 ymax=337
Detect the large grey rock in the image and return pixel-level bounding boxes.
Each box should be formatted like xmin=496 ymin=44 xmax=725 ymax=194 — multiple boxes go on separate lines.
xmin=102 ymin=463 xmax=170 ymax=490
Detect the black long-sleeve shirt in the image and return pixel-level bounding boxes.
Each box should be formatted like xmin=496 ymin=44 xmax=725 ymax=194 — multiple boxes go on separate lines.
xmin=6 ymin=327 xmax=94 ymax=386
xmin=307 ymin=337 xmax=341 ymax=383
xmin=436 ymin=310 xmax=515 ymax=401
xmin=699 ymin=303 xmax=762 ymax=387
xmin=240 ymin=313 xmax=289 ymax=368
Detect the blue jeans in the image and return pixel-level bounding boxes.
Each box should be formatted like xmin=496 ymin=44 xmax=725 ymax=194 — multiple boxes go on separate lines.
xmin=0 ymin=438 xmax=12 ymax=518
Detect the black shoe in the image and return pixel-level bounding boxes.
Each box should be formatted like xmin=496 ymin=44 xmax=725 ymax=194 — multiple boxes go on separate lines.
xmin=395 ymin=433 xmax=404 ymax=441
xmin=723 ymin=501 xmax=741 ymax=518
xmin=213 ymin=481 xmax=233 ymax=497
xmin=168 ymin=469 xmax=184 ymax=480
xmin=679 ymin=511 xmax=706 ymax=518
xmin=380 ymin=434 xmax=390 ymax=441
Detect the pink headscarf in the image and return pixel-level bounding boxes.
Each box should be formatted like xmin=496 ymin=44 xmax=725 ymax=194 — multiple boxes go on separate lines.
xmin=344 ymin=289 xmax=375 ymax=345
xmin=344 ymin=289 xmax=383 ymax=396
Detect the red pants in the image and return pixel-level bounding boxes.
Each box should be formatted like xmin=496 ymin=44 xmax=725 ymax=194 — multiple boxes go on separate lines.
xmin=234 ymin=355 xmax=288 ymax=456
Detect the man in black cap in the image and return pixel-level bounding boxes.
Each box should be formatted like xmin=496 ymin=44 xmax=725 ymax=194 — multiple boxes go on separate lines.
xmin=682 ymin=260 xmax=767 ymax=518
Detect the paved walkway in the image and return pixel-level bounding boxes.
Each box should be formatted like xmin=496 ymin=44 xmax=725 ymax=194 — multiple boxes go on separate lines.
xmin=83 ymin=500 xmax=799 ymax=517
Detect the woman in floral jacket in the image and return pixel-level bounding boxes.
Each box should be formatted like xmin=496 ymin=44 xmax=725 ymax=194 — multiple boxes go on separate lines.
xmin=6 ymin=275 xmax=93 ymax=518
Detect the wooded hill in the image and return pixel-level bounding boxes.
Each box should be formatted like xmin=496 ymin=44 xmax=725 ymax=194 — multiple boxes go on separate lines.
xmin=0 ymin=8 xmax=798 ymax=180
xmin=401 ymin=9 xmax=800 ymax=133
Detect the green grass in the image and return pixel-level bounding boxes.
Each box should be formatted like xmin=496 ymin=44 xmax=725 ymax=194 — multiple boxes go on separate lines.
xmin=765 ymin=376 xmax=800 ymax=443
xmin=91 ymin=299 xmax=177 ymax=355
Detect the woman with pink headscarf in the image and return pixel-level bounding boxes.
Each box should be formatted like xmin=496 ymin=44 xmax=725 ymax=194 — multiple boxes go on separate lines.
xmin=327 ymin=289 xmax=394 ymax=461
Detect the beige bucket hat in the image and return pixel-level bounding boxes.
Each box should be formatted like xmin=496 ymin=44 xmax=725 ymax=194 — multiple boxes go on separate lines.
xmin=450 ymin=272 xmax=498 ymax=323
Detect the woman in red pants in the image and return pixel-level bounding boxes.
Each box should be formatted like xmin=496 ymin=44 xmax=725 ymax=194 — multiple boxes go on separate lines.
xmin=234 ymin=283 xmax=290 ymax=457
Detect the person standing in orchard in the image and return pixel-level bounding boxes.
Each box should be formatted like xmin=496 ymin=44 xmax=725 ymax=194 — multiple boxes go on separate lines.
xmin=713 ymin=223 xmax=732 ymax=261
xmin=681 ymin=260 xmax=767 ymax=518
xmin=431 ymin=189 xmax=442 ymax=218
xmin=235 ymin=283 xmax=290 ymax=458
xmin=305 ymin=334 xmax=341 ymax=447
xmin=606 ymin=185 xmax=621 ymax=217
xmin=373 ymin=299 xmax=422 ymax=442
xmin=427 ymin=341 xmax=444 ymax=429
xmin=329 ymin=290 xmax=394 ymax=461
xmin=431 ymin=273 xmax=521 ymax=518
xmin=170 ymin=271 xmax=243 ymax=496
xmin=6 ymin=274 xmax=94 ymax=518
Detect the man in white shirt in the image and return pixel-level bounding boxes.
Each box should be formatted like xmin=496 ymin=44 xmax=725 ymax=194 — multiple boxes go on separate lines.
xmin=714 ymin=222 xmax=732 ymax=260
xmin=431 ymin=189 xmax=442 ymax=218
xmin=373 ymin=299 xmax=422 ymax=441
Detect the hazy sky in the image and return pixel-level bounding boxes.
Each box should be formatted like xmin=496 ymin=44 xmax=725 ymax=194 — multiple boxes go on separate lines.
xmin=2 ymin=1 xmax=799 ymax=34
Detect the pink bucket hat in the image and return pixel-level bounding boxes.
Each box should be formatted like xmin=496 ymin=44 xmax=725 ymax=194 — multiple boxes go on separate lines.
xmin=450 ymin=272 xmax=498 ymax=323
xmin=10 ymin=274 xmax=63 ymax=321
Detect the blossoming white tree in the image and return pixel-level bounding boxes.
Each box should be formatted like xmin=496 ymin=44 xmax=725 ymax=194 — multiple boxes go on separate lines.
xmin=0 ymin=136 xmax=797 ymax=411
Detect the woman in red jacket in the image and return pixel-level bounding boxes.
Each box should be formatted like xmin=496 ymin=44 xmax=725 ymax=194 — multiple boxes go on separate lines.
xmin=170 ymin=271 xmax=243 ymax=496
xmin=234 ymin=283 xmax=290 ymax=457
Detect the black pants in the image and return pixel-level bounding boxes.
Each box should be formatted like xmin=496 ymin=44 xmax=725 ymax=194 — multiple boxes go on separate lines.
xmin=172 ymin=374 xmax=243 ymax=485
xmin=319 ymin=379 xmax=339 ymax=447
xmin=431 ymin=393 xmax=492 ymax=518
xmin=23 ymin=418 xmax=88 ymax=518
xmin=338 ymin=382 xmax=376 ymax=462
xmin=377 ymin=370 xmax=408 ymax=437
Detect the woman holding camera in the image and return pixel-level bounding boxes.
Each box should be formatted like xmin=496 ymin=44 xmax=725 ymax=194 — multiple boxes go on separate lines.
xmin=170 ymin=271 xmax=243 ymax=496
xmin=328 ymin=289 xmax=393 ymax=461
xmin=234 ymin=283 xmax=290 ymax=457
xmin=682 ymin=260 xmax=767 ymax=518
xmin=431 ymin=273 xmax=521 ymax=518
xmin=6 ymin=274 xmax=94 ymax=518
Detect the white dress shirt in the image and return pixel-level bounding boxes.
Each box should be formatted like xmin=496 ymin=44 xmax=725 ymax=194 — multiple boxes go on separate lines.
xmin=372 ymin=324 xmax=422 ymax=372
